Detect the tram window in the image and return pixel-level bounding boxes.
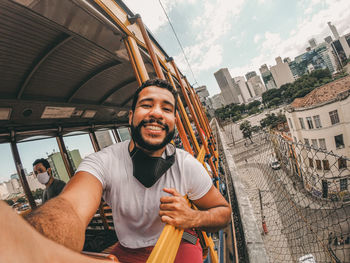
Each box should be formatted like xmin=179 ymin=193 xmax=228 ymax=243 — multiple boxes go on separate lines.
xmin=95 ymin=130 xmax=115 ymax=148
xmin=117 ymin=127 xmax=131 ymax=141
xmin=63 ymin=133 xmax=94 ymax=171
xmin=0 ymin=143 xmax=30 ymax=211
xmin=17 ymin=137 xmax=69 ymax=200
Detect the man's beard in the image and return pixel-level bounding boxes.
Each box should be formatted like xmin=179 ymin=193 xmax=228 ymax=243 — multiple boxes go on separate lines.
xmin=130 ymin=118 xmax=175 ymax=151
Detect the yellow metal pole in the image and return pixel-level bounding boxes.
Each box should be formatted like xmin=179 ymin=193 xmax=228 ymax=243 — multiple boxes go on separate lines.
xmin=170 ymin=59 xmax=219 ymax=180
xmin=167 ymin=72 xmax=200 ymax=155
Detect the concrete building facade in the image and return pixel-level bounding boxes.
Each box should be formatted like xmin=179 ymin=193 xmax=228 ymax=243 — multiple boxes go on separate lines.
xmin=259 ymin=64 xmax=277 ymax=90
xmin=270 ymin=57 xmax=295 ymax=88
xmin=285 ymin=76 xmax=350 ymax=198
xmin=246 ymin=75 xmax=266 ymax=97
xmin=214 ymin=68 xmax=241 ymax=105
xmin=210 ymin=93 xmax=226 ymax=109
xmin=233 ymin=76 xmax=253 ymax=103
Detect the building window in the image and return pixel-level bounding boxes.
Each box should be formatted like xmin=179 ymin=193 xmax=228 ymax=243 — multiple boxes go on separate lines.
xmin=304 ymin=138 xmax=310 ymax=146
xmin=288 ymin=118 xmax=293 ymax=129
xmin=329 ymin=110 xmax=340 ymax=125
xmin=340 ymin=178 xmax=348 ymax=191
xmin=316 ymin=159 xmax=322 ymax=170
xmin=322 ymin=160 xmax=330 ymax=170
xmin=338 ymin=158 xmax=347 ymax=169
xmin=334 ymin=134 xmax=344 ymax=149
xmin=299 ymin=118 xmax=305 ymax=129
xmin=318 ymin=138 xmax=327 ymax=150
xmin=313 ymin=115 xmax=322 ymax=128
xmin=311 ymin=139 xmax=318 ymax=148
xmin=306 ymin=117 xmax=314 ymax=129
xmin=309 ymin=158 xmax=314 ymax=168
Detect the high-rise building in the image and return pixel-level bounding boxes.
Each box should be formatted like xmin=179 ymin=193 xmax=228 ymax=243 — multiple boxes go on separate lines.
xmin=246 ymin=75 xmax=266 ymax=97
xmin=245 ymin=71 xmax=257 ymax=80
xmin=233 ymin=76 xmax=253 ymax=103
xmin=308 ymin=38 xmax=317 ymax=49
xmin=47 ymin=149 xmax=82 ymax=183
xmin=270 ymin=57 xmax=294 ymax=88
xmin=328 ymin=22 xmax=340 ymax=40
xmin=210 ymin=93 xmax=226 ymax=109
xmin=95 ymin=130 xmax=114 ymax=149
xmin=259 ymin=64 xmax=277 ymax=90
xmin=195 ymin=85 xmax=213 ymax=112
xmin=324 ymin=36 xmax=333 ymax=44
xmin=214 ymin=68 xmax=241 ymax=105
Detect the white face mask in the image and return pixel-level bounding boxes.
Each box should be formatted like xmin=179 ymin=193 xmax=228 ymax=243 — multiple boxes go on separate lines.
xmin=37 ymin=171 xmax=50 ymax=185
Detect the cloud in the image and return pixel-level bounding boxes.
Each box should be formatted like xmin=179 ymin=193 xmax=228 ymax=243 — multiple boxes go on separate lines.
xmin=254 ymin=34 xmax=261 ymax=43
xmin=230 ymin=0 xmax=350 ymax=79
xmin=122 ymin=0 xmax=198 ymax=32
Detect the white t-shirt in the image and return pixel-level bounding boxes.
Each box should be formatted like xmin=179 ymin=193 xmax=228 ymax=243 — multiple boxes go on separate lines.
xmin=76 ymin=140 xmax=212 ymax=248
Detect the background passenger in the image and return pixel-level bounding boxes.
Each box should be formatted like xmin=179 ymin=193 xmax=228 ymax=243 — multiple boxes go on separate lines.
xmin=33 ymin=158 xmax=66 ymax=204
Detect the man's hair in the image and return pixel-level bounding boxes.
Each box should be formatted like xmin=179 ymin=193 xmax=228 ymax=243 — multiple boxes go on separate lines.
xmin=131 ymin=79 xmax=178 ymax=114
xmin=32 ymin=158 xmax=50 ymax=169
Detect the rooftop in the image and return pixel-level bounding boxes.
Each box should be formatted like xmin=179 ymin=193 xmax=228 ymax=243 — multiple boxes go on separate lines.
xmin=290 ymin=75 xmax=350 ymax=109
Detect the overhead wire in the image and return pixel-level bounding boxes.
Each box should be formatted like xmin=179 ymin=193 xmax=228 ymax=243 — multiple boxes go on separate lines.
xmin=158 ymin=0 xmax=199 ymax=87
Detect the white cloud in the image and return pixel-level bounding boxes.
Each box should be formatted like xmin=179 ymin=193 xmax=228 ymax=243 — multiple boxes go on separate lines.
xmin=230 ymin=0 xmax=350 ymax=79
xmin=122 ymin=0 xmax=198 ymax=32
xmin=254 ymin=34 xmax=261 ymax=43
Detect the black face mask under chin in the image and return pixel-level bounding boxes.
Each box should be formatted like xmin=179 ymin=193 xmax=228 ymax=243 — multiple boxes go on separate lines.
xmin=129 ymin=144 xmax=176 ymax=188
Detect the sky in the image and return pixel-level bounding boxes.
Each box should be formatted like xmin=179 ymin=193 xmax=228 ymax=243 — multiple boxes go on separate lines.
xmin=122 ymin=0 xmax=350 ymax=96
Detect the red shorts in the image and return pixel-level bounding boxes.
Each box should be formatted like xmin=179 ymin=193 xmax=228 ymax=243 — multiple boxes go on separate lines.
xmin=110 ymin=230 xmax=202 ymax=263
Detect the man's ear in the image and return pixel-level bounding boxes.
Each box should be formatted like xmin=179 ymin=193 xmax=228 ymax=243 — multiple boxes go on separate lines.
xmin=128 ymin=110 xmax=133 ymax=126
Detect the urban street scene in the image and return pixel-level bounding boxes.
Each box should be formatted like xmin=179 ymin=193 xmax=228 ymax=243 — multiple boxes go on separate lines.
xmin=0 ymin=0 xmax=349 ymax=262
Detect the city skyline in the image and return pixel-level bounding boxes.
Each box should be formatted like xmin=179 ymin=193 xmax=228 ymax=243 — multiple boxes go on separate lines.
xmin=123 ymin=0 xmax=350 ymax=96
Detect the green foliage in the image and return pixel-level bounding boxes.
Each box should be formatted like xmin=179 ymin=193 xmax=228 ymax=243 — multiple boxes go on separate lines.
xmin=240 ymin=120 xmax=253 ymax=141
xmin=262 ymin=68 xmax=334 ymax=107
xmin=260 ymin=113 xmax=286 ymax=129
xmin=214 ymin=100 xmax=262 ymax=121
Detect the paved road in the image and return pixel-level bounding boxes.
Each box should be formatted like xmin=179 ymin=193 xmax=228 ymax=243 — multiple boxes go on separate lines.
xmin=226 ymin=130 xmax=350 ymax=263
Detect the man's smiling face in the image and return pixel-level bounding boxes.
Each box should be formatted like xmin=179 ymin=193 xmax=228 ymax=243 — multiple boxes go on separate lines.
xmin=129 ymin=86 xmax=176 ymax=151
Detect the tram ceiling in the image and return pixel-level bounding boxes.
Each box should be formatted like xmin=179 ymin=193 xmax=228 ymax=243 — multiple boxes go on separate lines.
xmin=0 ymin=0 xmax=159 ymax=139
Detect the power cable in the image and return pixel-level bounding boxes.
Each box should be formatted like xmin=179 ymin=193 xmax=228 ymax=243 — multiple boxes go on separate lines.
xmin=158 ymin=0 xmax=199 ymax=87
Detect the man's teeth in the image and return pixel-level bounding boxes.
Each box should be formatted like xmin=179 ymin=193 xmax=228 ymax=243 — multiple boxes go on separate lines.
xmin=147 ymin=125 xmax=162 ymax=131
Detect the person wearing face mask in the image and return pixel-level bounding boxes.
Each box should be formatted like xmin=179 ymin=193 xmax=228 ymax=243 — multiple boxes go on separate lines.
xmin=32 ymin=158 xmax=66 ymax=204
xmin=25 ymin=79 xmax=231 ymax=263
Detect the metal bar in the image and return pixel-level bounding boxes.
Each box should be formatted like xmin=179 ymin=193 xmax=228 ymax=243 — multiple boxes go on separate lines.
xmin=170 ymin=59 xmax=218 ymax=179
xmin=88 ymin=130 xmax=110 ymax=231
xmin=112 ymin=128 xmax=121 ymax=142
xmin=167 ymin=72 xmax=200 ymax=155
xmin=134 ymin=15 xmax=165 ymax=80
xmin=10 ymin=139 xmax=36 ymax=209
xmin=124 ymin=36 xmax=149 ymax=82
xmin=56 ymin=135 xmax=75 ymax=178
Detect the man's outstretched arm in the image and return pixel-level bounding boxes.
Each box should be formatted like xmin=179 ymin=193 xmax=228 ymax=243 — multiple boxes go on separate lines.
xmin=25 ymin=171 xmax=103 ymax=251
xmin=0 ymin=201 xmax=116 ymax=263
xmin=159 ymin=186 xmax=231 ymax=232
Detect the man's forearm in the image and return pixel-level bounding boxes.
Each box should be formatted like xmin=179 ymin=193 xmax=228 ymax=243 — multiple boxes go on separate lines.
xmin=193 ymin=205 xmax=231 ymax=233
xmin=25 ymin=196 xmax=86 ymax=251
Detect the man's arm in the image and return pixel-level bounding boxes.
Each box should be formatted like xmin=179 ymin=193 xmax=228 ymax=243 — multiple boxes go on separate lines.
xmin=159 ymin=185 xmax=231 ymax=232
xmin=0 ymin=201 xmax=117 ymax=263
xmin=25 ymin=171 xmax=103 ymax=251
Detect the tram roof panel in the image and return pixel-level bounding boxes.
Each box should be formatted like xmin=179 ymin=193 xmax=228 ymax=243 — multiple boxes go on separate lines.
xmin=0 ymin=0 xmax=163 ymax=141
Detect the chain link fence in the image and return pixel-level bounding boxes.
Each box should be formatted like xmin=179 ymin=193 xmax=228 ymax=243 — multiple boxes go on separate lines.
xmin=228 ymin=130 xmax=350 ymax=263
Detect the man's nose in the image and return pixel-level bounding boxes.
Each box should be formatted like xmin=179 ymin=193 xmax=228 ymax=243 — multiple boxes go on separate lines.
xmin=149 ymin=105 xmax=163 ymax=119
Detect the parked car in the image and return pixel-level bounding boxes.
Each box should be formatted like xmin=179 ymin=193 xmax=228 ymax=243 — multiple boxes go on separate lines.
xmin=270 ymin=158 xmax=280 ymax=170
xmin=298 ymin=254 xmax=316 ymax=263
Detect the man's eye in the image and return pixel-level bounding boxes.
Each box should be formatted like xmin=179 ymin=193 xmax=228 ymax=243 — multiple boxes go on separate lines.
xmin=141 ymin=104 xmax=151 ymax=108
xmin=163 ymin=108 xmax=172 ymax=112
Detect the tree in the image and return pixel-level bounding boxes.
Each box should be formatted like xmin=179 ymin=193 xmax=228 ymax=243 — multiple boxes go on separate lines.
xmin=240 ymin=120 xmax=253 ymax=142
